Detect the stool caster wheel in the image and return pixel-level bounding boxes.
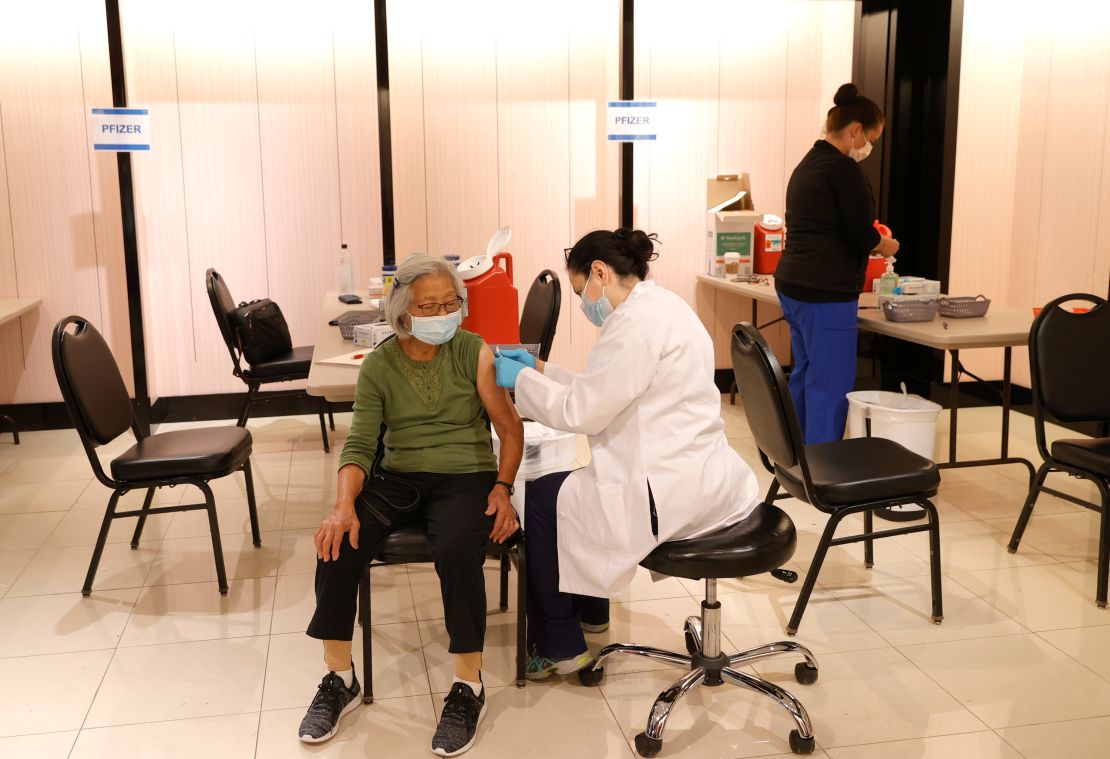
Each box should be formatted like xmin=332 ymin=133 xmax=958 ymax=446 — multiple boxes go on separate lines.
xmin=789 ymin=730 xmax=815 ymax=755
xmin=794 ymin=662 xmax=818 ymax=685
xmin=634 ymin=732 xmax=662 ymax=757
xmin=684 ymin=630 xmax=698 ymax=654
xmin=578 ymin=666 xmax=604 ymax=686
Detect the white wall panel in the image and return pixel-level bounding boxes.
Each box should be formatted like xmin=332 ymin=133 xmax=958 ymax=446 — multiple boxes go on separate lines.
xmin=333 ymin=1 xmax=385 ymax=287
xmin=0 ymin=0 xmax=130 ymax=404
xmin=173 ymin=0 xmax=271 ymax=396
xmin=256 ymin=3 xmax=344 ymax=348
xmin=951 ymin=0 xmax=1110 ymax=387
xmin=386 ymin=0 xmax=621 ymax=371
xmin=386 ymin=0 xmax=429 ymax=259
xmin=0 ymin=54 xmax=21 ymax=399
xmin=120 ymin=0 xmax=382 ymax=399
xmin=564 ymin=0 xmax=621 ymax=370
xmin=119 ymin=0 xmax=193 ymax=400
xmin=494 ymin=2 xmax=572 ymax=365
xmin=421 ymin=4 xmax=499 ymax=259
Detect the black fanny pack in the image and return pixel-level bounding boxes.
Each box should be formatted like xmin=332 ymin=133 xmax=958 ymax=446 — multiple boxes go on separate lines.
xmin=356 ymin=422 xmax=420 ymax=527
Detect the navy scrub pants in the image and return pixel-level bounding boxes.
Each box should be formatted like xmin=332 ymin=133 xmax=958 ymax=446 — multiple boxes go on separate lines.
xmin=778 ymin=292 xmax=859 ymax=445
xmin=525 ymin=470 xmax=609 ymax=659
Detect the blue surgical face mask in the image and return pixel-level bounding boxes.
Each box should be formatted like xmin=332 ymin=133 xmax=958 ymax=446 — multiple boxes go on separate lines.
xmin=409 ymin=309 xmax=462 ymax=345
xmin=579 ymin=271 xmax=614 ymax=327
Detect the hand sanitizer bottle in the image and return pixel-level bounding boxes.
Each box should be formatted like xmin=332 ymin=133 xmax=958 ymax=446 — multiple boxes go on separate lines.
xmin=878 ymin=257 xmax=898 ymax=300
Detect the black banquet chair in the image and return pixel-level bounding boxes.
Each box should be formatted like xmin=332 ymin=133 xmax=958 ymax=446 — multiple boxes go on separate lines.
xmin=52 ymin=316 xmax=260 ymax=596
xmin=1008 ymin=293 xmax=1110 ymax=607
xmin=358 ymin=529 xmax=526 ymax=702
xmin=731 ymin=322 xmax=944 ymax=635
xmin=518 ymin=269 xmax=561 ymax=361
xmin=355 ymin=411 xmax=527 ymax=701
xmin=206 ymin=268 xmax=333 ymax=451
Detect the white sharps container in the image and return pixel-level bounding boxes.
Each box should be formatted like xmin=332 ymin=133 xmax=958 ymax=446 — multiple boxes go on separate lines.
xmin=491 ymin=421 xmax=577 ymax=526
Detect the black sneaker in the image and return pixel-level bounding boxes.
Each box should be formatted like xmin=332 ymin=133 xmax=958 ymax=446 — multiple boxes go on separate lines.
xmin=298 ymin=670 xmax=362 ymax=743
xmin=430 ymin=680 xmax=486 ymax=756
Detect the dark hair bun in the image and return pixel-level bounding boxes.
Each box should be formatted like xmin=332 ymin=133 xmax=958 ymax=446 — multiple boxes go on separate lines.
xmin=833 ymin=83 xmax=859 ymax=107
xmin=616 ymin=228 xmax=660 ymax=264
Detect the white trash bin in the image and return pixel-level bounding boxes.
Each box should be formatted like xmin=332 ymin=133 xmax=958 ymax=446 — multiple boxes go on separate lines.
xmin=846 ymin=389 xmax=942 ymax=521
xmin=491 ymin=421 xmax=577 ymax=526
xmin=846 ymin=390 xmax=942 ymax=461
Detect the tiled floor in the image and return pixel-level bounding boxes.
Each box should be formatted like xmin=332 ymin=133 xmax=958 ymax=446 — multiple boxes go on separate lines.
xmin=0 ymin=404 xmax=1107 ymax=758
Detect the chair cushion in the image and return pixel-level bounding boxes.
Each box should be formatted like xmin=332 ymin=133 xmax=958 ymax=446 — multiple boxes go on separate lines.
xmin=775 ymin=437 xmax=940 ymax=507
xmin=1052 ymin=437 xmax=1110 ymax=477
xmin=374 ymin=525 xmax=522 ymax=564
xmin=111 ymin=427 xmax=253 ymax=481
xmin=245 ymin=345 xmax=314 ymax=379
xmin=639 ymin=503 xmax=796 ymax=580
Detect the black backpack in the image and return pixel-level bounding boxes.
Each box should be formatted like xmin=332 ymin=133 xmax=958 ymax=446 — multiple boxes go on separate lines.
xmin=230 ymin=299 xmax=292 ymax=365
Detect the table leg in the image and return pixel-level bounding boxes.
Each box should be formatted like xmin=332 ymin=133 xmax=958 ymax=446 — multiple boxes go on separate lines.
xmin=936 ymin=347 xmax=1037 ymax=489
xmin=948 ymin=349 xmax=959 ymax=464
xmin=1001 ymin=347 xmax=1011 ymax=459
xmin=0 ymin=414 xmax=18 ymax=445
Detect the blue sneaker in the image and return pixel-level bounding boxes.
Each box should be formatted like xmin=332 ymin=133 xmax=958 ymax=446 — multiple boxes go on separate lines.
xmin=525 ymin=650 xmax=592 ymax=681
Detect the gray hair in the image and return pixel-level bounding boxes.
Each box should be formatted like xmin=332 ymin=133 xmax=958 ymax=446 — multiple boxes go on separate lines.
xmin=384 ymin=254 xmax=466 ymax=338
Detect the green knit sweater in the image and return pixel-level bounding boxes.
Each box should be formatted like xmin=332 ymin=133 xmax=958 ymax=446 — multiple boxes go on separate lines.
xmin=337 ymin=329 xmax=497 ymax=475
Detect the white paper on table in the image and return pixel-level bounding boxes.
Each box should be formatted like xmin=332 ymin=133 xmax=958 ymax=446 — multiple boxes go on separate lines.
xmin=317 ymin=348 xmax=373 ymax=367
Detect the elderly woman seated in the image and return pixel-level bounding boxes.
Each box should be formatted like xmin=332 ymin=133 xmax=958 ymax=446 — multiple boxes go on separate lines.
xmin=298 ymin=254 xmax=523 ymax=756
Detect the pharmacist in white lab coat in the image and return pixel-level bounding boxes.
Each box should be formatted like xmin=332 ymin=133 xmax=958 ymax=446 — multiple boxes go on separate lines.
xmin=493 ymin=228 xmax=761 ymax=680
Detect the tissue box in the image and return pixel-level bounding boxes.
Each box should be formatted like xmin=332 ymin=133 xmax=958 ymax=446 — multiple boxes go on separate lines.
xmin=353 ymin=322 xmax=394 ymax=348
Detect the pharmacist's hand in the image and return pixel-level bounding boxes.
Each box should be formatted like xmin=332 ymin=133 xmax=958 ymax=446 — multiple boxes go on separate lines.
xmin=315 ymin=504 xmax=360 ymax=561
xmin=495 ymin=348 xmax=536 ymax=369
xmin=494 ymin=355 xmax=528 ymax=389
xmin=876 ymin=236 xmax=900 ymax=258
xmin=486 ymin=486 xmax=519 ymax=543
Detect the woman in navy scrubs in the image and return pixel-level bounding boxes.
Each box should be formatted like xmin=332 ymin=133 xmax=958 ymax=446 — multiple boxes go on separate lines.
xmin=774 ymin=83 xmax=899 ymax=444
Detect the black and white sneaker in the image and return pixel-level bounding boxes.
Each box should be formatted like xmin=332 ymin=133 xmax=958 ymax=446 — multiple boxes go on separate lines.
xmin=298 ymin=670 xmax=362 ymax=743
xmin=430 ymin=680 xmax=486 ymax=756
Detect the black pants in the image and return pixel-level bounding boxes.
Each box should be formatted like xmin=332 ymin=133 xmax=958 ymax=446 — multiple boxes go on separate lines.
xmin=526 ymin=470 xmax=609 ymax=659
xmin=307 ymin=470 xmax=496 ymax=654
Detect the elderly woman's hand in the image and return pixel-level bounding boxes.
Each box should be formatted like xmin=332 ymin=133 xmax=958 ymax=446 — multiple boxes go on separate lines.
xmin=315 ymin=504 xmax=361 ymax=561
xmin=486 ymin=486 xmax=520 ymax=543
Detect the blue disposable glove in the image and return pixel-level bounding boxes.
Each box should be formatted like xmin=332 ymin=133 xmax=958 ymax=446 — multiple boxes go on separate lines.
xmin=495 ymin=348 xmax=537 ymax=369
xmin=494 ymin=354 xmax=529 ymax=389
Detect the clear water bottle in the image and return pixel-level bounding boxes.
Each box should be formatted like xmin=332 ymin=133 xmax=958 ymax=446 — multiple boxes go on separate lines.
xmin=337 ymin=244 xmax=354 ymax=296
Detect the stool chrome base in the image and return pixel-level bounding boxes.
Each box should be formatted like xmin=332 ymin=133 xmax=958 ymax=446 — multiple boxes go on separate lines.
xmin=578 ymin=579 xmax=818 ymax=757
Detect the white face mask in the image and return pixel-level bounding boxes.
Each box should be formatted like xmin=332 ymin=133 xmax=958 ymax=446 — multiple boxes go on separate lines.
xmin=851 ymin=134 xmax=873 ymax=163
xmin=409 ymin=310 xmax=462 ymax=345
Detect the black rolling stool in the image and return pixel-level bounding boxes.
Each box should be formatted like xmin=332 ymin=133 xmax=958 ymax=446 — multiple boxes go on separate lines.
xmin=577 ymin=504 xmax=818 ymax=757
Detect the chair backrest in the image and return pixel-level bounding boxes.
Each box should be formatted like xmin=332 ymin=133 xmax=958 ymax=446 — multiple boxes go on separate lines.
xmin=730 ymin=322 xmax=808 ymax=476
xmin=1030 ymin=293 xmax=1110 ymax=425
xmin=206 ymin=268 xmax=244 ymax=373
xmin=52 ymin=316 xmax=135 ymax=452
xmin=518 ymin=269 xmax=561 ymax=361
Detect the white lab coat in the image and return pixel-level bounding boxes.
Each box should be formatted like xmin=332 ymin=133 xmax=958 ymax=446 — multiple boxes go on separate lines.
xmin=514 ymin=279 xmax=760 ymax=598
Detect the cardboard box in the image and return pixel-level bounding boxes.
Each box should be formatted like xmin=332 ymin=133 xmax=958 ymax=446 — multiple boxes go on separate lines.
xmin=706 ymin=174 xmax=760 ymax=276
